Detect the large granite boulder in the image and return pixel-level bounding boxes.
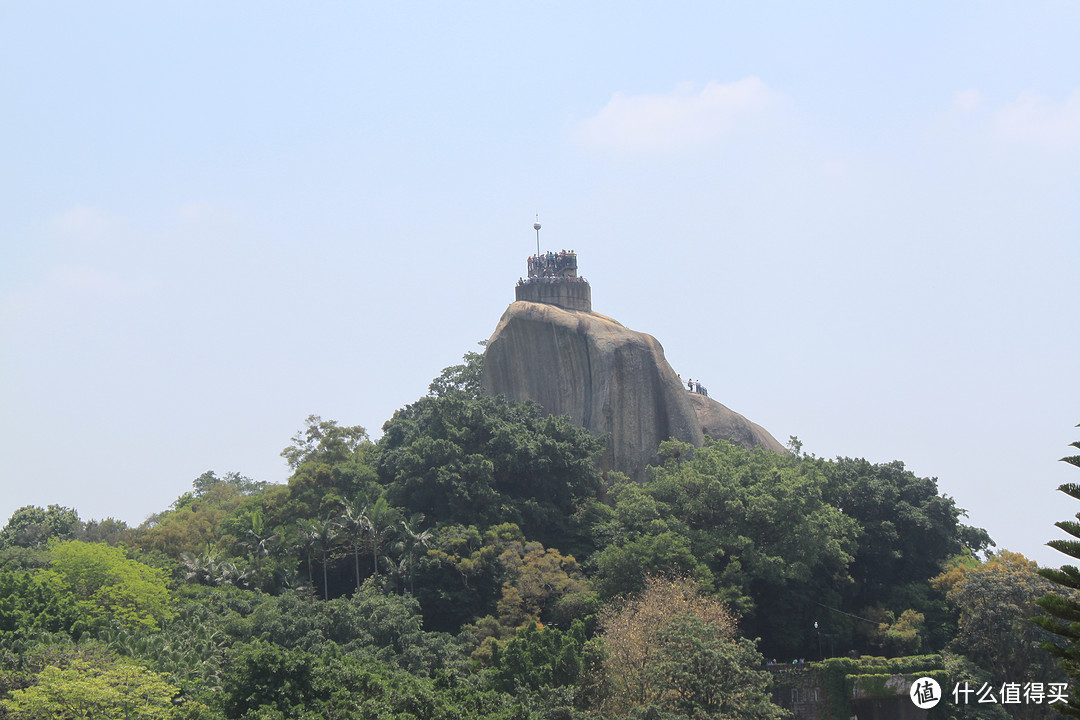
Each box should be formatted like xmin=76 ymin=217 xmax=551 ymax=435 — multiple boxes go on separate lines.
xmin=688 ymin=393 xmax=787 ymax=454
xmin=481 ymin=301 xmax=783 ymax=481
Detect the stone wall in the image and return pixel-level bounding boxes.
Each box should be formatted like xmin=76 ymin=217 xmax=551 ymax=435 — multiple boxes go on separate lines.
xmin=515 ymin=281 xmax=591 ymax=312
xmin=770 ymin=666 xmax=829 ymax=720
xmin=769 ymin=657 xmax=945 ymax=720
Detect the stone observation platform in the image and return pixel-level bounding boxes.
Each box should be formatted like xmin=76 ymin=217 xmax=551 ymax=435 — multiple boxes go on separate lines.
xmin=515 ymin=249 xmax=592 ymax=312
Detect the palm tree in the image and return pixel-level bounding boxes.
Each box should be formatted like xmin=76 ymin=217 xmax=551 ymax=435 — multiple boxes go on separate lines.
xmin=294 ymin=519 xmax=320 ymax=590
xmin=339 ymin=499 xmax=370 ymax=593
xmin=360 ymin=496 xmax=397 ymax=582
xmin=241 ymin=510 xmax=279 ymax=590
xmin=179 ymin=550 xmax=214 ymax=586
xmin=218 ymin=559 xmax=249 ymax=589
xmin=179 ymin=548 xmax=237 ymax=587
xmin=383 ymin=554 xmax=410 ymax=594
xmin=297 ymin=517 xmax=338 ymax=599
xmin=398 ymin=514 xmax=433 ymax=595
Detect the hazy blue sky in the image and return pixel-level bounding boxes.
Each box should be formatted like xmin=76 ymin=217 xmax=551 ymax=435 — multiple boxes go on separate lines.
xmin=2 ymin=2 xmax=1077 ymax=566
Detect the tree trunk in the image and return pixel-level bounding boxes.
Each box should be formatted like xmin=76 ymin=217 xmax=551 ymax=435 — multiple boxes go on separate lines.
xmin=354 ymin=543 xmax=361 ymax=592
xmin=371 ymin=529 xmax=379 ymax=579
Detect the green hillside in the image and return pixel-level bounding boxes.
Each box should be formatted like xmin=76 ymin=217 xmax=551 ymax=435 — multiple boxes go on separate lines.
xmin=0 ymin=352 xmax=1067 ymax=720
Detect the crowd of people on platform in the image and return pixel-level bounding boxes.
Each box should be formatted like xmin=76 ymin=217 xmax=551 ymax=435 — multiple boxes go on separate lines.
xmin=517 ymin=274 xmax=588 ymax=286
xmin=687 ymin=378 xmax=709 ymax=397
xmin=527 ymin=250 xmax=577 ymax=277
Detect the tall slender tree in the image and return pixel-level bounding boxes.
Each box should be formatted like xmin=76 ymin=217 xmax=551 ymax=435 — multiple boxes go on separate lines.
xmin=294 ymin=519 xmax=320 ymax=591
xmin=397 ymin=514 xmax=433 ymax=595
xmin=360 ymin=497 xmax=397 ymax=582
xmin=241 ymin=509 xmax=278 ymax=589
xmin=1034 ymin=425 xmax=1080 ymax=717
xmin=296 ymin=517 xmax=338 ymax=600
xmin=339 ymin=499 xmax=370 ymax=592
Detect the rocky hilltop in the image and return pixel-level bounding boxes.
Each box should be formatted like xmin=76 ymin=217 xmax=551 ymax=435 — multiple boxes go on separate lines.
xmin=481 ymin=300 xmax=784 ymax=481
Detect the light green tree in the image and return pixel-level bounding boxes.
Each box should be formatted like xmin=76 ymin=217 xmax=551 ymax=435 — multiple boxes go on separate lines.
xmin=1 ymin=659 xmax=184 ymax=719
xmin=281 ymin=414 xmax=369 ymax=470
xmin=44 ymin=540 xmax=173 ymax=631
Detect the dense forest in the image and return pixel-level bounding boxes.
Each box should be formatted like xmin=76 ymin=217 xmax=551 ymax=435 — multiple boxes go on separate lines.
xmin=0 ymin=351 xmax=1069 ymax=719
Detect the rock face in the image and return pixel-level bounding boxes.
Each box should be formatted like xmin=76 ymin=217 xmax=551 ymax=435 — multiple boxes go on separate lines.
xmin=688 ymin=393 xmax=787 ymax=454
xmin=481 ymin=300 xmax=784 ymax=481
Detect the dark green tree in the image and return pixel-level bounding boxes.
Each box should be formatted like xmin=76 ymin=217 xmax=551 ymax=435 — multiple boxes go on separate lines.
xmin=825 ymin=455 xmax=993 ymax=652
xmin=428 ymin=345 xmax=485 ymax=399
xmin=1034 ymin=426 xmax=1080 ymax=717
xmin=361 ymin=497 xmax=398 ymax=583
xmin=610 ymin=440 xmax=859 ymax=657
xmin=592 ymin=530 xmax=712 ymax=600
xmin=410 ymin=523 xmax=516 ymax=632
xmin=79 ymin=518 xmax=129 ymax=545
xmin=376 ymin=392 xmax=604 ymax=550
xmin=264 ymin=458 xmax=380 ymax=536
xmin=488 ymin=620 xmax=587 ymax=693
xmin=0 ymin=505 xmax=82 ymax=549
xmin=0 ymin=570 xmax=81 ymax=640
xmin=221 ymin=640 xmax=316 ymax=717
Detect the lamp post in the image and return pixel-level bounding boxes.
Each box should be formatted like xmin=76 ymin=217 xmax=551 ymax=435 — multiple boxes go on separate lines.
xmin=815 ymin=621 xmax=822 ymax=660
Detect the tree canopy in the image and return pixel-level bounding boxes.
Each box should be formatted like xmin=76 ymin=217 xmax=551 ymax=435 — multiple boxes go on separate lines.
xmin=376 ymin=391 xmax=605 ymax=550
xmin=0 ymin=350 xmax=1020 ymax=720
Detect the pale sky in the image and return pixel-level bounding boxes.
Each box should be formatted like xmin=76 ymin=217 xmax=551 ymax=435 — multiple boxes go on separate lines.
xmin=2 ymin=2 xmax=1078 ymax=567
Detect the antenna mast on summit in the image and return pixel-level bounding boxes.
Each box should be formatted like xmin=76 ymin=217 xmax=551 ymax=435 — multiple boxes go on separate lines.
xmin=534 ymin=215 xmax=541 ymax=257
